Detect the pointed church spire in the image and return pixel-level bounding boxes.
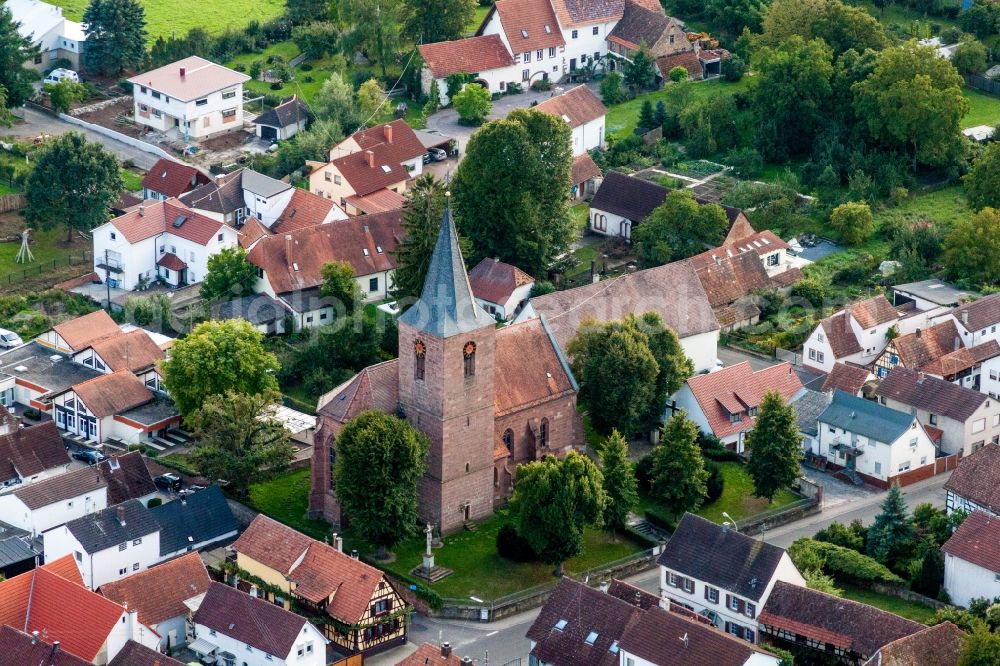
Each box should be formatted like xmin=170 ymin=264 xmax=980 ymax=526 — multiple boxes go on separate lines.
xmin=398 ymin=202 xmax=493 ymax=337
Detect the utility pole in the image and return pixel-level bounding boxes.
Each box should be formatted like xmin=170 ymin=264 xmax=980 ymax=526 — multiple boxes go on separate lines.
xmin=105 ymin=249 xmax=111 ymax=310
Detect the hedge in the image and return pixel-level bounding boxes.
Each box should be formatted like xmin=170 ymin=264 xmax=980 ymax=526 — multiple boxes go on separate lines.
xmin=788 ymin=538 xmax=903 ymax=584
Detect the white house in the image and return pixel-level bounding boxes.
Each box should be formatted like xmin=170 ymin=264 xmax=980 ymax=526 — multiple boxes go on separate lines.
xmin=6 ymin=0 xmax=86 ymax=71
xmin=418 ymin=35 xmax=520 ymax=104
xmin=477 ymin=0 xmax=567 ymax=88
xmin=937 ymin=293 xmax=1000 ymax=352
xmin=468 ymin=258 xmax=535 ymax=321
xmin=891 ymin=278 xmax=976 ymax=316
xmin=190 ymin=582 xmax=328 ymax=666
xmin=0 ymin=465 xmax=108 ymax=536
xmin=657 ymin=513 xmax=805 ymax=644
xmin=44 ymin=500 xmax=161 ymax=590
xmin=0 ymin=420 xmax=71 ymax=492
xmin=671 ymin=361 xmax=803 ymax=453
xmin=252 ymin=95 xmax=312 ymax=142
xmin=944 ymin=443 xmax=1000 ymax=517
xmin=93 ymin=198 xmax=240 ymax=289
xmin=802 ymin=295 xmax=903 ymax=373
xmin=816 ymin=389 xmax=937 ymax=487
xmin=942 ymin=510 xmax=1000 ymax=608
xmin=534 ymin=84 xmax=606 ymax=156
xmin=128 ymin=56 xmax=250 ymax=140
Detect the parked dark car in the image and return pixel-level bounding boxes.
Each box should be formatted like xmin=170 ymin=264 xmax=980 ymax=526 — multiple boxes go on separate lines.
xmin=154 ymin=473 xmax=182 ymax=491
xmin=71 ymin=449 xmax=107 ymax=465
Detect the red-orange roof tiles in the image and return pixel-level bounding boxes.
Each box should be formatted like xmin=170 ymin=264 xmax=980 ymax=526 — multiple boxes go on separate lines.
xmin=89 ymin=329 xmax=165 ymax=373
xmin=52 ymin=310 xmax=121 ymax=351
xmin=534 ymin=85 xmax=607 ymax=128
xmin=70 ymin=371 xmax=153 ymax=418
xmin=108 ymin=199 xmax=226 ymax=246
xmin=494 ymin=318 xmax=575 ymax=415
xmin=419 ymin=35 xmax=516 ymax=79
xmin=232 ymin=514 xmax=312 ymax=574
xmin=99 ymin=552 xmax=211 ymax=627
xmin=141 ymin=158 xmax=210 ymax=198
xmin=490 ymin=0 xmax=565 ymax=52
xmin=468 ymin=257 xmax=535 ymax=305
xmin=686 ymin=362 xmax=803 ymax=439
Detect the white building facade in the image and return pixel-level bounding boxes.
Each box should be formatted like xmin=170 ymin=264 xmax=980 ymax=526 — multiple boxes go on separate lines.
xmin=44 ymin=521 xmax=160 ymax=590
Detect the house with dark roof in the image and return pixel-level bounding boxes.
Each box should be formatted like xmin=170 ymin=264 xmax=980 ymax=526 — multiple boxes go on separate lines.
xmin=0 ymin=519 xmax=37 ymax=579
xmin=210 ymin=293 xmax=287 ymax=335
xmin=821 ymin=362 xmax=874 ymax=397
xmin=253 ymin=95 xmax=312 ymax=141
xmin=150 ymin=485 xmax=238 ymax=559
xmin=108 ymin=640 xmax=187 ymax=666
xmin=43 ymin=500 xmax=161 ymax=589
xmin=817 ymin=390 xmax=937 ymax=488
xmin=689 ymin=250 xmax=772 ymax=331
xmin=0 ymin=555 xmax=161 ymax=662
xmin=657 ymin=513 xmax=804 ymax=643
xmin=791 ymin=389 xmax=830 ymax=454
xmin=0 ymin=420 xmax=70 ymax=491
xmin=892 ymin=278 xmax=976 ymax=312
xmin=875 ymin=367 xmax=1000 ymax=457
xmin=190 ymin=582 xmax=328 ymax=666
xmin=861 ymin=621 xmax=963 ymax=666
xmin=608 ymin=0 xmax=696 ymax=76
xmin=758 ymin=581 xmax=923 ymax=664
xmin=141 ymin=158 xmax=210 ymax=201
xmin=308 ymin=120 xmax=424 ymax=216
xmin=943 ymin=510 xmax=1000 ymax=607
xmin=99 ymin=552 xmax=211 ymax=651
xmin=802 ymin=295 xmax=905 ymax=373
xmin=468 ymin=257 xmax=535 ymax=320
xmin=672 ymin=361 xmax=803 ymax=452
xmin=0 ymin=625 xmax=94 ymax=666
xmin=232 ymin=514 xmax=407 ymax=654
xmin=936 ymin=292 xmax=1000 ymax=349
xmin=0 ymin=464 xmax=108 ymax=536
xmin=96 ymin=452 xmax=158 ymax=506
xmin=873 ymin=319 xmax=969 ymax=380
xmin=945 ymin=443 xmax=1000 ymax=516
xmin=311 ymin=208 xmax=582 ymax=531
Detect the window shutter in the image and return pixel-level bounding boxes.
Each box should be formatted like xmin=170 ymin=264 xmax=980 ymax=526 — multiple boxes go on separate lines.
xmin=737 ymin=599 xmax=745 ymax=614
xmin=704 ymin=586 xmax=710 ymax=600
xmin=726 ymin=594 xmax=732 ymax=609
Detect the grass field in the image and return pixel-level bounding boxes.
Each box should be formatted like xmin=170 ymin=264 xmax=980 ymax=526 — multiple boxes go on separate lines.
xmin=840 ymin=584 xmax=939 ymax=624
xmin=246 ymin=468 xmax=334 ymax=541
xmin=963 ymin=89 xmax=1000 ymax=129
xmin=606 ymin=78 xmax=751 ymax=139
xmin=49 ymin=0 xmax=285 ymax=43
xmin=468 ymin=4 xmax=492 ymax=34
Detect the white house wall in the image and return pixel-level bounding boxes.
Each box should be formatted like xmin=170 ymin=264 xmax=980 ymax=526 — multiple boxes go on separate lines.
xmin=571 ymin=116 xmax=605 ymax=156
xmin=192 ymin=621 xmax=326 ymax=666
xmin=103 ymin=609 xmax=162 ymax=664
xmin=944 ymin=552 xmax=1000 ymax=608
xmin=44 ymin=524 xmax=161 ymax=590
xmin=133 ymin=83 xmax=244 ymax=139
xmin=802 ymin=326 xmax=837 ymax=373
xmin=817 ymin=417 xmax=936 ymax=482
xmin=0 ymin=485 xmax=107 ymax=536
xmin=246 ymin=187 xmax=294 ymax=229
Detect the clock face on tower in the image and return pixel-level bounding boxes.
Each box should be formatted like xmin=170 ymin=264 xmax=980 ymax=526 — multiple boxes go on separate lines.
xmin=414 ymin=340 xmax=426 ymax=356
xmin=463 ymin=341 xmax=476 ymax=358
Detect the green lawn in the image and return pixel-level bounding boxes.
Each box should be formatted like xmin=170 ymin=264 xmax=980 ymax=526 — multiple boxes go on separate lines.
xmin=963 ymin=88 xmax=1000 ymax=129
xmin=571 ymin=202 xmax=590 ymax=233
xmin=606 ymin=78 xmax=751 ymax=139
xmin=0 ymin=227 xmax=84 ymax=273
xmin=639 ymin=461 xmax=799 ymax=526
xmin=120 ymin=169 xmax=143 ymax=192
xmin=246 ymin=468 xmax=334 ymax=542
xmin=840 ymin=584 xmax=939 ymax=624
xmin=48 ymin=0 xmax=285 ymax=43
xmin=230 ymin=43 xmax=350 ymax=107
xmin=468 ymin=4 xmax=492 ymax=34
xmin=875 ymin=185 xmax=971 ymax=230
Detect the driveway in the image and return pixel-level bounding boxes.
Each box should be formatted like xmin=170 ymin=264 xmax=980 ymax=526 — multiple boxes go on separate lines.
xmin=5 ymin=105 xmax=164 ymax=170
xmin=425 ymin=81 xmax=602 ymax=159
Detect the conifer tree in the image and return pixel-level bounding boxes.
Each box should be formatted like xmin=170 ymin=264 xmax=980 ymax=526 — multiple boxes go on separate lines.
xmin=601 ymin=430 xmax=639 ymax=538
xmin=867 ymin=483 xmax=916 ymax=567
xmin=745 ymin=391 xmax=802 ymax=501
xmin=650 ymin=411 xmax=708 ymax=519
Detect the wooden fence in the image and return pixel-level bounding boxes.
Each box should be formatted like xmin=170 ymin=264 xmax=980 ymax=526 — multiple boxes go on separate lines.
xmin=0 ymin=251 xmax=92 ymax=285
xmin=966 ymin=74 xmax=1000 ymax=97
xmin=0 ymin=193 xmax=26 ymax=213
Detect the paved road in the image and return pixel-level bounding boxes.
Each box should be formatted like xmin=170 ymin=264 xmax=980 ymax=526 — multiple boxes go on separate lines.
xmin=6 ymin=106 xmax=163 ymax=170
xmin=370 ymin=471 xmax=952 ymax=665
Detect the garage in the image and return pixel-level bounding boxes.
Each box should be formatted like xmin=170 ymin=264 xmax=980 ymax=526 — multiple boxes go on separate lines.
xmin=258 ymin=124 xmax=278 ymax=141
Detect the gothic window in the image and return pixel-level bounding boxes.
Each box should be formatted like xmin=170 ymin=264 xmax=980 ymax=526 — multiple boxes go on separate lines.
xmin=328 ymin=447 xmax=336 ymax=489
xmin=463 ymin=341 xmax=476 ymax=378
xmin=540 ymin=418 xmax=550 ymax=447
xmin=414 ymin=340 xmax=426 ymax=381
xmin=503 ymin=429 xmax=513 ymax=453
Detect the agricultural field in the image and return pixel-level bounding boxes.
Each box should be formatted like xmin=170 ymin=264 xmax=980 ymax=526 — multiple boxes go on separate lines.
xmin=48 ymin=0 xmax=285 ymax=43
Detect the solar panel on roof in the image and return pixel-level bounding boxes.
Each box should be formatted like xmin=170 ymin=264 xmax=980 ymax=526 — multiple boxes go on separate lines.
xmin=172 ymin=216 xmax=187 ymax=228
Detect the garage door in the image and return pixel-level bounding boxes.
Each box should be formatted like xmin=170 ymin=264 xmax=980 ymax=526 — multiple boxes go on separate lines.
xmin=260 ymin=125 xmax=278 ymax=141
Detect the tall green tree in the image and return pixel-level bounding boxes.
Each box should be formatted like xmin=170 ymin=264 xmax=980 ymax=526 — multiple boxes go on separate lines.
xmin=404 ymin=0 xmax=476 ymax=43
xmin=83 ymin=0 xmax=147 ymax=75
xmin=339 ymin=0 xmax=404 ymax=78
xmin=188 ymin=390 xmax=294 ymax=497
xmin=624 ymin=43 xmax=656 ymax=90
xmin=761 ymin=0 xmax=887 ymax=55
xmin=960 ymin=622 xmax=1000 ymax=666
xmin=964 ymin=142 xmax=1000 ymax=211
xmin=321 ymin=260 xmax=363 ymax=313
xmin=853 ymin=42 xmax=968 ymax=171
xmin=745 ymin=391 xmax=802 ymax=502
xmin=951 ymin=39 xmax=988 ymax=76
xmin=24 ymin=132 xmax=123 ymax=242
xmin=357 ymin=78 xmax=388 ymax=123
xmin=44 ymin=80 xmax=87 ymax=114
xmin=867 ymin=484 xmax=916 ymax=566
xmin=509 ymin=452 xmax=606 ymax=575
xmin=944 ymin=208 xmax=1000 ymax=287
xmin=453 ymin=82 xmax=491 ymax=124
xmin=287 ymin=0 xmax=331 ymax=23
xmin=649 ymin=411 xmax=709 ymax=518
xmin=600 ymin=430 xmax=638 ymax=538
xmin=391 ymin=173 xmax=446 ymax=302
xmin=335 ymin=410 xmax=429 ymax=556
xmin=0 ymin=7 xmax=39 ymax=109
xmin=200 ymin=246 xmax=258 ymax=302
xmin=705 ymin=0 xmax=767 ymax=37
xmin=160 ymin=319 xmax=280 ymax=417
xmin=311 ymin=72 xmax=361 ymax=131
xmin=632 ymin=189 xmax=729 ymax=266
xmin=636 ymin=312 xmax=694 ymax=427
xmin=452 ymin=109 xmax=573 ymax=274
xmin=829 ymin=201 xmax=874 ymax=245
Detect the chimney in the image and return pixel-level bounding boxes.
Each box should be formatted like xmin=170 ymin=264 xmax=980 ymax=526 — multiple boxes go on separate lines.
xmin=917 ymin=371 xmax=925 ymax=384
xmin=52 ymin=641 xmax=60 ymax=654
xmin=31 ymin=631 xmax=38 ymax=645
xmin=285 ymin=233 xmax=293 ymax=267
xmin=915 ymin=328 xmax=921 ymax=338
xmin=138 ymin=204 xmax=145 ymax=217
xmin=351 ymin=549 xmax=359 ymax=559
xmin=441 ymin=642 xmax=452 ymax=659
xmin=963 ymin=310 xmax=969 ymax=325
xmin=217 ymin=173 xmax=226 ymax=185
xmin=365 ymin=150 xmax=375 ymax=168
xmin=383 ymin=123 xmax=393 ymax=143
xmin=955 ymin=336 xmax=961 ymax=352
xmin=335 ymin=534 xmax=343 ymax=552
xmin=462 ymin=658 xmax=473 ymax=665
xmin=117 ymin=505 xmax=126 ymax=527
xmin=179 ymin=66 xmax=186 ymax=78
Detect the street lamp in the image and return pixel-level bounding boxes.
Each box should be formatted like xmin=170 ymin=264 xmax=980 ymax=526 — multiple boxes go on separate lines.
xmin=721 ymin=511 xmax=739 ymax=532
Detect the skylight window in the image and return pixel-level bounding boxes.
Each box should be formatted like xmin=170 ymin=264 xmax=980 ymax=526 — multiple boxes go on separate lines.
xmin=363 ymin=248 xmax=370 ymax=256
xmin=521 ymin=29 xmax=529 ymax=38
xmin=292 ymin=262 xmax=299 ymax=271
xmin=381 ymin=165 xmax=392 ymax=173
xmin=376 ymin=245 xmax=383 ymax=254
xmin=544 ymin=25 xmax=551 ymax=33
xmin=172 ymin=215 xmax=187 ymax=228
xmin=609 ymin=641 xmax=619 ymax=654
xmin=585 ymin=632 xmax=599 ymax=646
xmin=554 ymin=619 xmax=568 ymax=631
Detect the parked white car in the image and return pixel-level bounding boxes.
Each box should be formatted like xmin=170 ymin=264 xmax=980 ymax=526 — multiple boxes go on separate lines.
xmin=0 ymin=328 xmax=23 ymax=349
xmin=43 ymin=68 xmax=79 ymax=85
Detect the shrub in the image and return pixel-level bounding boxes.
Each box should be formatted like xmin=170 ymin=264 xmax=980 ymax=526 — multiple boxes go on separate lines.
xmin=270 ymin=81 xmax=284 ymax=90
xmin=496 ymin=523 xmax=538 ymax=562
xmin=530 ymin=78 xmax=552 ymax=91
xmin=23 ymin=408 xmax=41 ymax=420
xmin=830 ymin=201 xmax=875 ymax=245
xmin=232 ymin=63 xmax=246 ymax=72
xmin=788 ymin=538 xmax=904 ymax=584
xmin=303 ymin=75 xmax=314 ymax=83
xmin=668 ymin=66 xmax=688 ymax=82
xmin=414 ymin=584 xmax=443 ymax=609
xmin=790 ymin=279 xmax=827 ymax=308
xmin=147 ymin=497 xmax=163 ymax=508
xmin=529 ymin=281 xmax=555 ymax=297
xmin=722 ymin=54 xmax=747 ymax=82
xmin=815 ymin=521 xmax=864 ymax=552
xmin=705 ymin=463 xmax=724 ymax=504
xmin=299 ymin=62 xmax=313 ymax=71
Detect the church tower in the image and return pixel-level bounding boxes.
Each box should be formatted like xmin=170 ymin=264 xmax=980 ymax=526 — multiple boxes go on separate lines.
xmin=398 ymin=205 xmax=497 ymax=533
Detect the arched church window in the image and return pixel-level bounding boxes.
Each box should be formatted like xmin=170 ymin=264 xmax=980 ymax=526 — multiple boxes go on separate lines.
xmin=540 ymin=418 xmax=549 ymax=448
xmin=503 ymin=429 xmax=513 ymax=453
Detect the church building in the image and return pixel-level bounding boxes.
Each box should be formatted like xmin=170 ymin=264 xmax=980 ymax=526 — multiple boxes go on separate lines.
xmin=309 ymin=208 xmax=582 ymax=533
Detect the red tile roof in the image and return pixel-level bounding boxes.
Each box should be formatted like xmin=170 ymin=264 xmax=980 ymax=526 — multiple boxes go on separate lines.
xmin=99 ymin=552 xmax=211 ymax=627
xmin=924 ymin=339 xmax=1000 ymax=378
xmin=43 ymin=553 xmax=85 ymax=586
xmin=875 ymin=367 xmax=986 ymax=423
xmin=872 ymin=622 xmax=963 ymax=666
xmin=418 ymin=35 xmax=516 ymax=79
xmin=468 ymin=257 xmax=535 ymax=305
xmin=494 ymin=318 xmax=576 ymax=415
xmin=571 ymin=153 xmax=602 ymax=185
xmin=656 ymin=50 xmax=702 ymax=79
xmin=271 ymin=188 xmax=339 ymax=234
xmin=332 ymin=148 xmax=410 ymax=197
xmin=851 ymin=294 xmax=900 ymax=329
xmin=316 ymin=359 xmax=400 ymax=424
xmin=346 ymin=188 xmax=406 ymax=214
xmin=351 ymin=120 xmax=427 ymax=163
xmin=233 ymin=514 xmax=312 ymax=574
xmin=70 ymin=371 xmax=154 ymax=418
xmin=0 ymin=420 xmax=69 ymax=485
xmin=685 ymin=361 xmax=803 ymax=439
xmin=0 ymin=626 xmax=92 ymax=666
xmin=943 ymin=509 xmax=1000 ymax=573
xmin=889 ymin=319 xmax=962 ymax=370
xmin=0 ymin=563 xmax=129 ymax=662
xmin=820 ymin=311 xmax=863 ymax=358
xmin=247 ymin=210 xmax=404 ymax=294
xmin=397 ymin=643 xmax=464 ymax=666
xmin=488 ymin=0 xmax=565 ymax=52
xmin=96 ymin=451 xmax=158 ymax=505
xmin=52 ymin=309 xmax=120 ymax=351
xmin=945 ymin=444 xmax=1000 ymax=513
xmin=690 ymin=250 xmax=771 ymax=310
xmin=89 ymin=329 xmax=165 ymax=373
xmin=108 ymin=199 xmax=226 ymax=246
xmin=156 ymin=252 xmax=187 ymax=271
xmin=550 ymin=0 xmax=625 ymax=27
xmin=951 ymin=292 xmax=1000 ymax=332
xmin=291 ymin=540 xmax=388 ymax=624
xmin=534 ymin=85 xmax=607 ymax=128
xmin=141 ymin=158 xmax=209 ymax=198
xmin=820 ymin=363 xmax=872 ymax=396
xmin=108 ymin=640 xmax=187 ymax=666
xmin=723 ymin=229 xmax=789 ymax=256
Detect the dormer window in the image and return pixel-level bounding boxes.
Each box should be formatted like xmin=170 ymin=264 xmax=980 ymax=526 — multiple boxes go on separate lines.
xmin=729 ymin=412 xmax=743 ymax=423
xmin=748 ymin=407 xmax=758 ymax=417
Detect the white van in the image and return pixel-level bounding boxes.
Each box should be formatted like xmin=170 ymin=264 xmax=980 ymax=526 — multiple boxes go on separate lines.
xmin=43 ymin=68 xmax=79 ymax=85
xmin=0 ymin=328 xmax=22 ymax=349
